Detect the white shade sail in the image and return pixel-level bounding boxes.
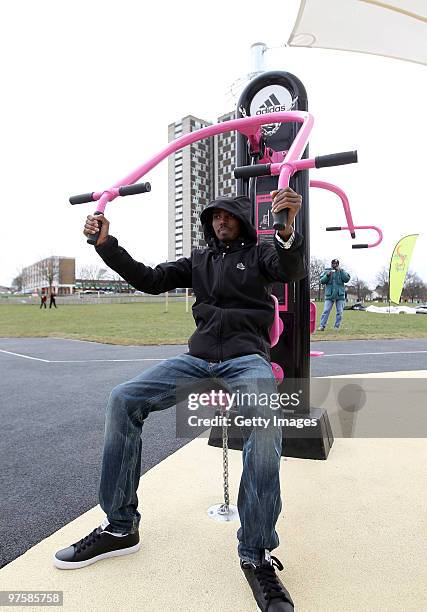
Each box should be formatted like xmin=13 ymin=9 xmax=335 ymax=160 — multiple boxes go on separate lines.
xmin=287 ymin=0 xmax=427 ymax=65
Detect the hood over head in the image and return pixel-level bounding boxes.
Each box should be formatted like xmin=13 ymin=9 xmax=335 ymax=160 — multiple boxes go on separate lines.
xmin=200 ymin=195 xmax=257 ymax=246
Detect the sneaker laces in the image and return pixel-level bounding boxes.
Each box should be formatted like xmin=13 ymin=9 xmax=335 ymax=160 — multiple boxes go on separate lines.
xmin=74 ymin=527 xmax=102 ymax=553
xmin=253 ymin=556 xmax=291 ymax=604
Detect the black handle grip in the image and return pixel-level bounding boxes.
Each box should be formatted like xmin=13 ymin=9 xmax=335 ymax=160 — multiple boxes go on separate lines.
xmin=87 ymin=211 xmax=103 ymax=246
xmin=272 ymin=210 xmax=288 ymax=230
xmin=315 ymin=151 xmax=358 ymax=168
xmin=118 ymin=182 xmax=151 ymax=196
xmin=326 ymin=226 xmax=356 ymax=238
xmin=234 ymin=164 xmax=271 ymax=179
xmin=69 ymin=192 xmax=95 ymax=205
xmin=352 ymin=244 xmax=368 ymax=249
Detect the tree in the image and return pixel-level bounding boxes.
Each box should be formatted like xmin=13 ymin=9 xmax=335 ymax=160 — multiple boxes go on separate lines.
xmin=310 ymin=257 xmax=327 ymax=300
xmin=402 ymin=271 xmax=427 ymax=302
xmin=78 ymin=265 xmax=107 ymax=282
xmin=77 ymin=265 xmax=133 ymax=292
xmin=12 ymin=273 xmax=23 ymax=292
xmin=42 ymin=259 xmax=55 ymax=295
xmin=349 ymin=276 xmax=371 ymax=301
xmin=375 ymin=266 xmax=389 ymax=300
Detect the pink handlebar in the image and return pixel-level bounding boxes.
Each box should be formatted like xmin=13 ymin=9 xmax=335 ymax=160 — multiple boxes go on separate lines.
xmin=70 ymin=110 xmax=381 ymax=251
xmin=310 ymin=180 xmax=356 ymax=237
xmin=339 ymin=225 xmax=383 ymax=249
xmin=93 ymin=111 xmax=313 ymax=214
xmin=71 ymin=111 xmax=314 ymax=244
xmin=309 ymin=180 xmax=383 ymax=249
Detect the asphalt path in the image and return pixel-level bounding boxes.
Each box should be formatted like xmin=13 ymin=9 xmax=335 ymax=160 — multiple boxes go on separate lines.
xmin=1 ymin=336 xmax=426 ymax=568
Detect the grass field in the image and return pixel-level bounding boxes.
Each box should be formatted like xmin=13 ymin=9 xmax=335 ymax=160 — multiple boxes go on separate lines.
xmin=0 ymin=302 xmax=426 ymax=344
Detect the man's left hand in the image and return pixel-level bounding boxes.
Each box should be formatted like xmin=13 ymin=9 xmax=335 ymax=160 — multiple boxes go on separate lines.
xmin=271 ymin=187 xmax=302 ymax=239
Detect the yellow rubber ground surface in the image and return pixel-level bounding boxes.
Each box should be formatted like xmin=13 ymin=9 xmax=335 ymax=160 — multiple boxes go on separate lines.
xmin=1 ymin=371 xmax=426 ymax=612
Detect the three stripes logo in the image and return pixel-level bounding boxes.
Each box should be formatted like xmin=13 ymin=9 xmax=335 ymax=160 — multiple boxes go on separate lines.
xmin=256 ymin=93 xmax=297 ymax=115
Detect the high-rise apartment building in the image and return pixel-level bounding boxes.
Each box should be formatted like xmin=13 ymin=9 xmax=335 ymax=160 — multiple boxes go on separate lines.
xmin=214 ymin=111 xmax=236 ymax=199
xmin=168 ymin=116 xmax=214 ymax=262
xmin=168 ymin=111 xmax=236 ymax=261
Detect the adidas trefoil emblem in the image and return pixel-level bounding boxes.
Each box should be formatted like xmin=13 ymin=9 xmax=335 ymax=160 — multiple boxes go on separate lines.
xmin=236 ymin=263 xmax=245 ymax=270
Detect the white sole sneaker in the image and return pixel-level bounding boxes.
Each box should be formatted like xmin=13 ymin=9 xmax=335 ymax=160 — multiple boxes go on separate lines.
xmin=53 ymin=542 xmax=141 ymax=570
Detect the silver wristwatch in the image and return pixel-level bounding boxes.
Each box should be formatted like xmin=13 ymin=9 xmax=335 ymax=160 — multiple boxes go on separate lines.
xmin=275 ymin=229 xmax=295 ymax=249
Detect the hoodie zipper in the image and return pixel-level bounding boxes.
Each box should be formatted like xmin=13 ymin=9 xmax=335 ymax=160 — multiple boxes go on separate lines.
xmin=217 ymin=251 xmax=226 ymax=362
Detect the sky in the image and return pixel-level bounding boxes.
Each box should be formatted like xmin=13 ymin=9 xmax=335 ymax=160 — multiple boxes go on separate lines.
xmin=0 ymin=0 xmax=426 ymax=288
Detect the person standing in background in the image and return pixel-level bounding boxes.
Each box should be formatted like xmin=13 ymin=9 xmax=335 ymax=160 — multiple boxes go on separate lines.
xmin=49 ymin=291 xmax=57 ymax=309
xmin=318 ymin=259 xmax=350 ymax=330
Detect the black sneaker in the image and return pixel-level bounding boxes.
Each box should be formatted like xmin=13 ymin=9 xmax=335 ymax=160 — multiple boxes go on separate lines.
xmin=53 ymin=518 xmax=140 ymax=569
xmin=241 ymin=550 xmax=294 ymax=611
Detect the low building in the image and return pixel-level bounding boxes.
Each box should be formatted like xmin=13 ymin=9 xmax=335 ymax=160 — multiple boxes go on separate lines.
xmin=22 ymin=257 xmax=75 ymax=295
xmin=20 ymin=255 xmax=136 ymax=295
xmin=74 ymin=278 xmax=131 ymax=293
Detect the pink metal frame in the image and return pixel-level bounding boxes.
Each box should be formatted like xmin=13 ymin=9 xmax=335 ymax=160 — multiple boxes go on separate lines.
xmin=92 ymin=112 xmax=313 ymax=213
xmin=310 ymin=180 xmax=383 ymax=248
xmin=310 ymin=180 xmax=356 ymax=234
xmin=89 ymin=110 xmax=382 ymax=250
xmin=269 ymin=295 xmax=284 ymax=347
xmin=82 ymin=110 xmax=384 ymax=373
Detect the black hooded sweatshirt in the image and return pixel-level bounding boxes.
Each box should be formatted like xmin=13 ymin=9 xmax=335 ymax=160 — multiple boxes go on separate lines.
xmin=95 ymin=195 xmax=307 ymax=362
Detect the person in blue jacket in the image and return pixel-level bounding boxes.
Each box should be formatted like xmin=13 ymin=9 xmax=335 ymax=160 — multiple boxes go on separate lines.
xmin=318 ymin=259 xmax=351 ymax=330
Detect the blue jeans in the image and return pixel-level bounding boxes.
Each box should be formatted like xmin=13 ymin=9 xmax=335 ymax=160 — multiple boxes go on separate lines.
xmin=320 ymin=299 xmax=345 ymax=328
xmin=99 ymin=353 xmax=283 ymax=565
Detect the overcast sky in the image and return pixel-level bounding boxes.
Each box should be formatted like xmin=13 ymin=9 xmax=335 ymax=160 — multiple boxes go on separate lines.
xmin=1 ymin=0 xmax=426 ymax=288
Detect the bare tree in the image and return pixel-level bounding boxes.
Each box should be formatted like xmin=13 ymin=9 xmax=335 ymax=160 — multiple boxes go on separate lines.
xmin=349 ymin=277 xmax=372 ymax=301
xmin=78 ymin=265 xmax=107 ymax=282
xmin=375 ymin=266 xmax=389 ymax=300
xmin=310 ymin=257 xmax=328 ymax=300
xmin=402 ymin=271 xmax=427 ymax=302
xmin=41 ymin=260 xmax=55 ymax=295
xmin=12 ymin=273 xmax=23 ymax=292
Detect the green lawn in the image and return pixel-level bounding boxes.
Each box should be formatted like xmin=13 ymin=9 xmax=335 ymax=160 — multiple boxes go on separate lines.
xmin=312 ymin=307 xmax=427 ymax=341
xmin=0 ymin=302 xmax=426 ymax=345
xmin=0 ymin=303 xmax=196 ymax=345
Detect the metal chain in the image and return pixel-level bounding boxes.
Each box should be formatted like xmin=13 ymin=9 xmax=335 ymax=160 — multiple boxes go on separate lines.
xmin=218 ymin=404 xmax=230 ymax=514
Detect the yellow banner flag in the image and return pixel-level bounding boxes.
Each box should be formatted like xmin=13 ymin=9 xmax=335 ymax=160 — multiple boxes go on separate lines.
xmin=389 ymin=234 xmax=419 ymax=304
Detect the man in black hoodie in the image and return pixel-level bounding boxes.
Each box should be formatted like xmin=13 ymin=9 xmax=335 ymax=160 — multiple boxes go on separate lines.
xmin=54 ymin=188 xmax=307 ymax=612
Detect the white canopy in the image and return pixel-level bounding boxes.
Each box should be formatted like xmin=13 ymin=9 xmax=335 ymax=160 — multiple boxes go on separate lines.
xmin=287 ymin=0 xmax=427 ymax=65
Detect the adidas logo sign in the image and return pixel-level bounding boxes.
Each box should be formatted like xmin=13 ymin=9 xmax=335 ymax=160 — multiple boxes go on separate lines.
xmin=255 ymin=93 xmax=298 ymax=115
xmin=236 ymin=263 xmax=245 ymax=270
xmin=256 ymin=93 xmax=287 ymax=115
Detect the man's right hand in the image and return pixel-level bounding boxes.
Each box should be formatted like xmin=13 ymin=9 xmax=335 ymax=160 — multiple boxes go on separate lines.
xmin=83 ymin=214 xmax=110 ymax=246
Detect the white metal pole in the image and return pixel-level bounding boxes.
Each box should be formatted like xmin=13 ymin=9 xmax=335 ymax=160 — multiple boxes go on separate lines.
xmin=250 ymin=42 xmax=267 ymax=76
